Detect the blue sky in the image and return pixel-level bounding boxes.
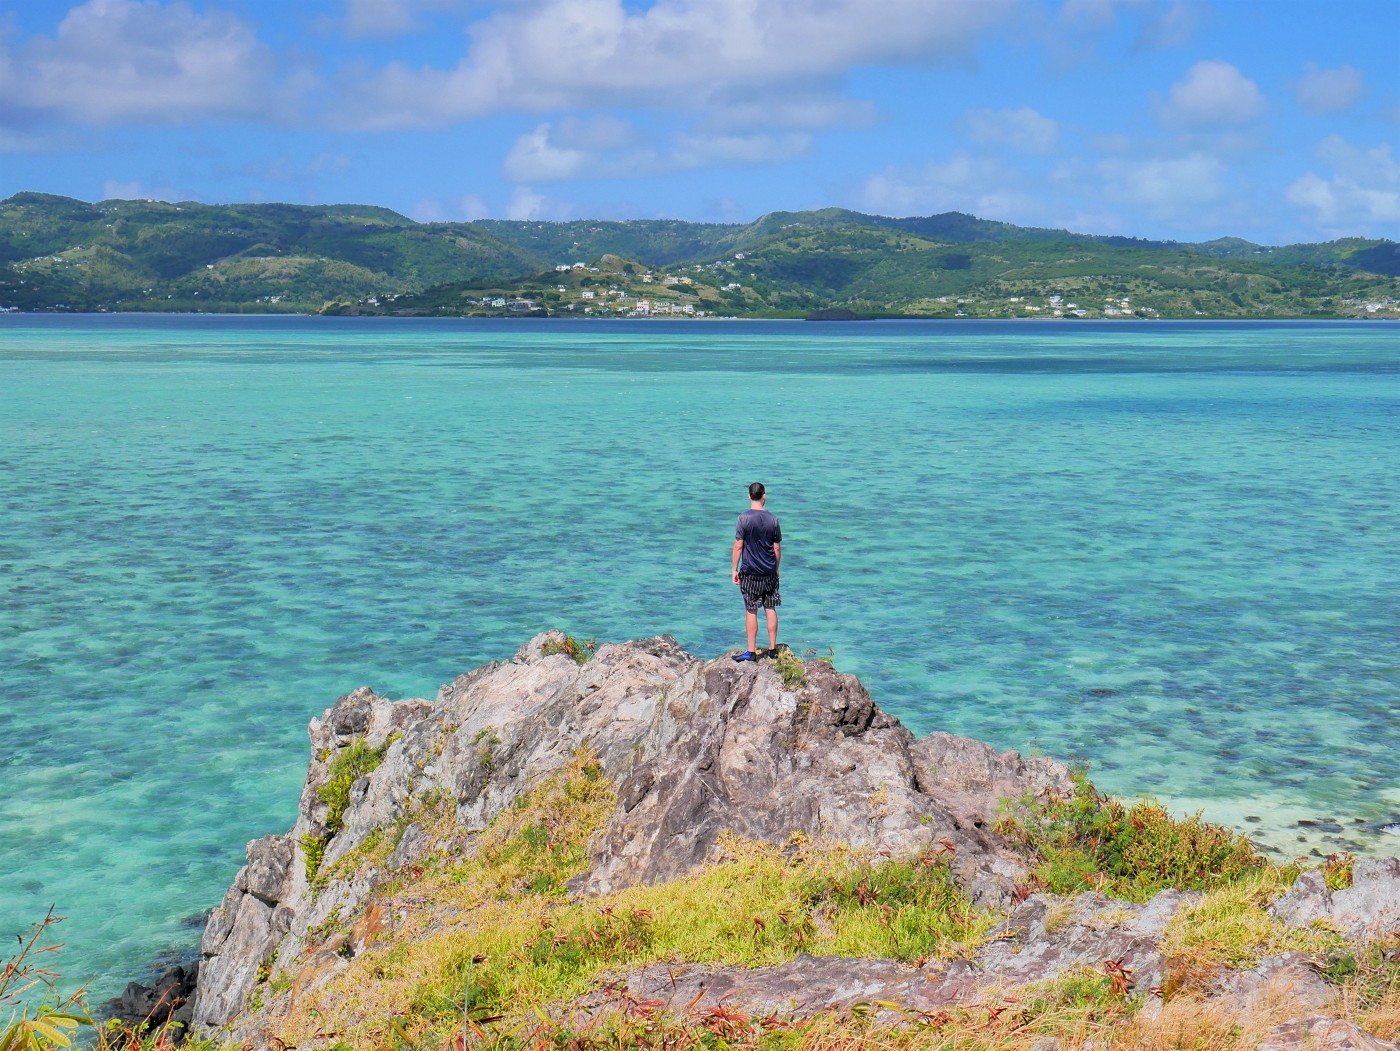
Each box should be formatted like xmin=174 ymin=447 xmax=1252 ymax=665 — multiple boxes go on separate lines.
xmin=0 ymin=0 xmax=1396 ymax=244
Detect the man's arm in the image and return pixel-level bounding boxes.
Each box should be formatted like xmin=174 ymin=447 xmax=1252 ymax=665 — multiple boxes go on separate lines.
xmin=773 ymin=542 xmax=781 ymax=573
xmin=732 ymin=538 xmax=743 ymax=584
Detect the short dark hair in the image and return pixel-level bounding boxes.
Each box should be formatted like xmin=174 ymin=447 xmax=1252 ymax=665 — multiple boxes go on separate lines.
xmin=748 ymin=482 xmax=765 ymax=501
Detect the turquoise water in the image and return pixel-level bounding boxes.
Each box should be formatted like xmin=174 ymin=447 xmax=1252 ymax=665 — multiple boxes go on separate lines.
xmin=2 ymin=315 xmax=1398 ymax=998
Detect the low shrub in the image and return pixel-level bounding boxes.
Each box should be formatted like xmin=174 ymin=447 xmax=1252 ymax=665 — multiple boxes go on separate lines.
xmin=771 ymin=647 xmax=806 ymax=688
xmin=1324 ymin=851 xmax=1356 ymax=890
xmin=996 ymin=770 xmax=1267 ymax=902
xmin=301 ymin=831 xmax=329 ymax=883
xmin=542 ymin=635 xmax=598 ymax=664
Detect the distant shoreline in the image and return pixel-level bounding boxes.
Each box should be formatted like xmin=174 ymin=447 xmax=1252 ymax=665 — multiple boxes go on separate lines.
xmin=1 ymin=311 xmax=1392 ymax=323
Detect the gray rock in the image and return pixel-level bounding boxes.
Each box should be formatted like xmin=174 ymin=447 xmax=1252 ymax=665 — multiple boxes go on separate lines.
xmin=573 ymin=953 xmax=939 ymax=1019
xmin=1260 ymin=1015 xmax=1399 ymax=1051
xmin=1272 ymin=859 xmax=1400 ymax=940
xmin=580 ymin=657 xmax=1062 ymax=902
xmin=1213 ymin=951 xmax=1334 ymax=1011
xmin=388 ymin=822 xmax=428 ymax=872
xmin=243 ymin=836 xmax=294 ymax=906
xmin=975 ymin=889 xmax=1199 ymax=995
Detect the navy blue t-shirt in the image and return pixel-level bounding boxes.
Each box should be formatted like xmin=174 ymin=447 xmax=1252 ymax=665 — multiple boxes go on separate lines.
xmin=736 ymin=509 xmax=782 ymax=575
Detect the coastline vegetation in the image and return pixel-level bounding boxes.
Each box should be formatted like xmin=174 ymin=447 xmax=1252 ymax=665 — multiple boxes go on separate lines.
xmin=995 ymin=769 xmax=1269 ymax=901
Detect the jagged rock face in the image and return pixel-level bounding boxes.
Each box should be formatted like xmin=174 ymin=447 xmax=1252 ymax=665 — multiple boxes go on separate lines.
xmin=192 ymin=633 xmax=1071 ymax=1034
xmin=584 ymin=656 xmax=1066 ymax=900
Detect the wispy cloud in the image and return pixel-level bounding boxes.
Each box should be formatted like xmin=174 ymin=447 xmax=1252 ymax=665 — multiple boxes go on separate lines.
xmin=701 ymin=91 xmax=879 ymax=133
xmin=964 ymin=106 xmax=1060 ymax=154
xmin=410 ymin=193 xmax=491 ymax=222
xmin=858 ymin=152 xmax=1041 ymax=222
xmin=1098 ymin=152 xmax=1227 ymax=212
xmin=504 ymin=185 xmax=573 ymax=220
xmin=1131 ymin=0 xmax=1196 ymax=49
xmin=100 ymin=177 xmax=184 ymax=202
xmin=1057 ymin=0 xmax=1195 ymax=46
xmin=1294 ymin=63 xmax=1367 ymax=115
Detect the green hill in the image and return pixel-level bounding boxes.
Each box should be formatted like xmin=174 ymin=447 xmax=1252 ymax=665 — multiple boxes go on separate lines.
xmin=0 ymin=193 xmax=536 ymax=312
xmin=1 ymin=192 xmax=1396 ymax=319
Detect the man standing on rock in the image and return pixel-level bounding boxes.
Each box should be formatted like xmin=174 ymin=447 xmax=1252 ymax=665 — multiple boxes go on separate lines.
xmin=731 ymin=482 xmax=781 ymax=662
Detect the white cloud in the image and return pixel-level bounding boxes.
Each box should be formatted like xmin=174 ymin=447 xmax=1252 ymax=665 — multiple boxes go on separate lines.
xmin=341 ymin=0 xmax=1015 ymax=131
xmin=858 ymin=152 xmax=1039 ymax=222
xmin=1098 ymin=153 xmax=1226 ymax=211
xmin=1285 ymin=136 xmax=1400 ymax=232
xmin=502 ymin=120 xmax=809 ymax=183
xmin=1295 ymin=63 xmax=1366 ymax=115
xmin=0 ymin=0 xmax=280 ymax=125
xmin=964 ymin=105 xmax=1059 ymax=154
xmin=1158 ymin=59 xmax=1265 ymax=129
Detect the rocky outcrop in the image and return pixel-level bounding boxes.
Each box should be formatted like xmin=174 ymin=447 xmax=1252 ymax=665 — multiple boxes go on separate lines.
xmin=103 ymin=962 xmax=198 ymax=1040
xmin=1272 ymin=859 xmax=1400 ymax=941
xmin=580 ymin=655 xmax=1062 ymax=903
xmin=191 ymin=633 xmax=1069 ymax=1035
xmin=188 ymin=632 xmax=1400 ymax=1045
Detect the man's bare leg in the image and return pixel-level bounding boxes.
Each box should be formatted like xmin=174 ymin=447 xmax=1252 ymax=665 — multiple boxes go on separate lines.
xmin=765 ymin=608 xmax=778 ymax=651
xmin=746 ymin=611 xmax=758 ymax=653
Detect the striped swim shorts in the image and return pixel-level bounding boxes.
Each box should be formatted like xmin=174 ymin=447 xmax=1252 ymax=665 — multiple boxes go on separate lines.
xmin=739 ymin=573 xmax=781 ymax=613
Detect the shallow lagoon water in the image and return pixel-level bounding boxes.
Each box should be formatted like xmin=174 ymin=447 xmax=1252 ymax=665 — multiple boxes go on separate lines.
xmin=1 ymin=315 xmax=1397 ymax=997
